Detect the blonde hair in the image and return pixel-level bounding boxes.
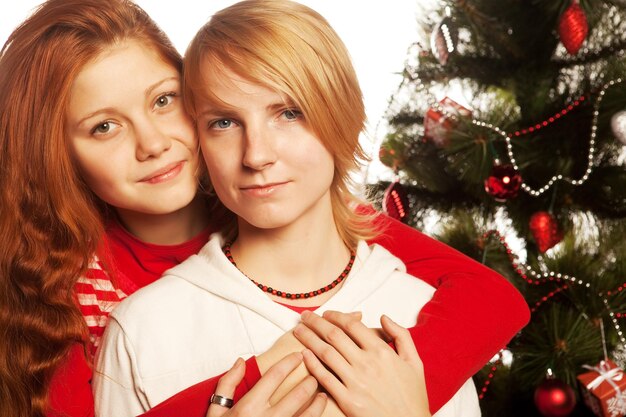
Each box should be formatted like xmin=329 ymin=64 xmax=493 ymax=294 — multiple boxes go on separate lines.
xmin=184 ymin=0 xmax=376 ymax=247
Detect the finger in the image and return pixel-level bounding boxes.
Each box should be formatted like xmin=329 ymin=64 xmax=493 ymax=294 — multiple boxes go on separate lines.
xmin=301 ymin=349 xmax=350 ymax=406
xmin=299 ymin=311 xmax=361 ymax=361
xmin=249 ymin=351 xmax=305 ymax=401
xmin=380 ymin=315 xmax=422 ymax=367
xmin=207 ymin=358 xmax=244 ymax=417
xmin=322 ymin=310 xmax=386 ymax=351
xmin=273 ymin=375 xmax=319 ymax=416
xmin=293 ymin=322 xmax=352 ymax=381
xmin=297 ymin=392 xmax=328 ymax=417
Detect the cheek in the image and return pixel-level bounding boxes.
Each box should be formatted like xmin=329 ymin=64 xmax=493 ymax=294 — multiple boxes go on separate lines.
xmin=300 ymin=142 xmax=335 ymax=174
xmin=165 ymin=112 xmax=197 ymax=150
xmin=203 ymin=152 xmax=233 ymax=191
xmin=71 ymin=141 xmax=126 ymax=192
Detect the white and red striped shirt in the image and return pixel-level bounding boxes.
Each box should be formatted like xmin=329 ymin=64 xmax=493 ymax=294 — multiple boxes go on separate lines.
xmin=75 ymin=259 xmax=128 ymax=353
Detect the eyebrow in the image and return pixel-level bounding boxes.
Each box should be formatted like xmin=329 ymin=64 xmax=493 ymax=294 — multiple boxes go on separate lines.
xmin=75 ymin=76 xmax=180 ymax=127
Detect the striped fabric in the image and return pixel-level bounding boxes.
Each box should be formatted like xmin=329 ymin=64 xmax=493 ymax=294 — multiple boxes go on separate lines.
xmin=75 ymin=258 xmax=127 ymax=354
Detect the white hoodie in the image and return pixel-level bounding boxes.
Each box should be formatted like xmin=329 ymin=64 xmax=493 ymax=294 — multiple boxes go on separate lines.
xmin=94 ymin=233 xmax=480 ymax=417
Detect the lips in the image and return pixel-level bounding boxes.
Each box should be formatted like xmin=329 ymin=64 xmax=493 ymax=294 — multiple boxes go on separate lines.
xmin=240 ymin=181 xmax=289 ymax=196
xmin=139 ymin=161 xmax=184 ymax=184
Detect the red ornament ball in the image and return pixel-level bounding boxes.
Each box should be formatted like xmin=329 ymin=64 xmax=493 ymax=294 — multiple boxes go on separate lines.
xmin=534 ymin=378 xmax=576 ymax=417
xmin=558 ymin=1 xmax=588 ymax=55
xmin=383 ymin=180 xmax=409 ymax=223
xmin=378 ymin=146 xmax=401 ymax=170
xmin=529 ymin=211 xmax=564 ymax=253
xmin=484 ymin=163 xmax=522 ymax=201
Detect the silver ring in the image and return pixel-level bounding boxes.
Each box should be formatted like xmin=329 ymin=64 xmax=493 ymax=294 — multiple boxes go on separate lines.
xmin=210 ymin=394 xmax=234 ymax=408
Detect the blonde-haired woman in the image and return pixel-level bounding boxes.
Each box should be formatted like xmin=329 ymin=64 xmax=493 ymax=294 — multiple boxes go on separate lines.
xmin=94 ymin=1 xmax=526 ymax=416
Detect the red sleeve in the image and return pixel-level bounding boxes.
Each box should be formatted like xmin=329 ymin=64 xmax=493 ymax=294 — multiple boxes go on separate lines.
xmin=47 ymin=344 xmax=94 ymax=417
xmin=367 ymin=209 xmax=530 ymax=414
xmin=140 ymin=356 xmax=261 ymax=417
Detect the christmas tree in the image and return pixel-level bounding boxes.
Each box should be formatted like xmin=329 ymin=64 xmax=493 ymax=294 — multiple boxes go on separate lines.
xmin=373 ymin=0 xmax=626 ymax=415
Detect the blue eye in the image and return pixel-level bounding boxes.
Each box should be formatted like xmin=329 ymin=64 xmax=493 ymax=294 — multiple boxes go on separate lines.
xmin=212 ymin=119 xmax=232 ymax=129
xmin=283 ymin=109 xmax=302 ymax=120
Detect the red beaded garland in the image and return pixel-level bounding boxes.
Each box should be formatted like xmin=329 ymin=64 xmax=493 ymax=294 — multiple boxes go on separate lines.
xmin=223 ymin=243 xmax=355 ymax=300
xmin=508 ymin=96 xmax=585 ymax=138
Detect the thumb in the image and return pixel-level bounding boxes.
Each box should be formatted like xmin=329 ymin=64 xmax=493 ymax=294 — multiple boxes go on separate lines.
xmin=380 ymin=315 xmax=422 ymax=367
xmin=207 ymin=357 xmax=245 ymax=417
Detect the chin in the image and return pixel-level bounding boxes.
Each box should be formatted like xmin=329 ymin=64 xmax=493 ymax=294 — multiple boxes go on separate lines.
xmin=239 ymin=212 xmax=296 ymax=230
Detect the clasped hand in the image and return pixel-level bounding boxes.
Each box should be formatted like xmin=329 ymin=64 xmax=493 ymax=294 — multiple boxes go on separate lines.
xmin=207 ymin=311 xmax=430 ymax=417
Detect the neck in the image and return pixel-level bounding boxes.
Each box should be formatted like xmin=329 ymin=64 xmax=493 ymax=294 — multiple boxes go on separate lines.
xmin=229 ymin=209 xmax=352 ymax=304
xmin=116 ymin=196 xmax=209 ymax=245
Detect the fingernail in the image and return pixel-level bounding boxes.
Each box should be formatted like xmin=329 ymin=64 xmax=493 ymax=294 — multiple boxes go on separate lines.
xmin=233 ymin=357 xmax=243 ymax=368
xmin=301 ymin=310 xmax=311 ymax=319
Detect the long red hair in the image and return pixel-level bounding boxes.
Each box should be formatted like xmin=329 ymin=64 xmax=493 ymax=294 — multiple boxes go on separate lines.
xmin=0 ymin=1 xmax=182 ymax=416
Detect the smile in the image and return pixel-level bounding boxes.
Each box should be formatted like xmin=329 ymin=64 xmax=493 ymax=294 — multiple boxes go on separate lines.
xmin=140 ymin=161 xmax=184 ymax=184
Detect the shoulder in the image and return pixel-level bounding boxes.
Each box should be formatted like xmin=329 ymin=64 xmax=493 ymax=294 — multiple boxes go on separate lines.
xmin=358 ymin=240 xmax=435 ymax=293
xmin=75 ymin=257 xmax=126 ymax=352
xmin=110 ymin=273 xmax=189 ymax=323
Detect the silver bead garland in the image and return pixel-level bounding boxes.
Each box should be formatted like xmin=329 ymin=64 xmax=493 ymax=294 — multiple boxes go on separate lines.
xmin=521 ymin=263 xmax=626 ymax=350
xmin=412 ymin=73 xmax=623 ymax=197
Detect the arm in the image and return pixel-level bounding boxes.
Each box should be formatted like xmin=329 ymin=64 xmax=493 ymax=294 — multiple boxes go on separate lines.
xmin=140 ymin=357 xmax=262 ymax=417
xmin=47 ymin=344 xmax=94 ymax=417
xmin=205 ymin=354 xmax=327 ymax=417
xmin=367 ymin=209 xmax=530 ymax=413
xmin=146 ymin=208 xmax=529 ymax=416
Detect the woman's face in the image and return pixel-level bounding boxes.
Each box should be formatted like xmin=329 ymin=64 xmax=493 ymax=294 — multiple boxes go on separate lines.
xmin=66 ymin=40 xmax=199 ymax=218
xmin=196 ymin=66 xmax=335 ymax=233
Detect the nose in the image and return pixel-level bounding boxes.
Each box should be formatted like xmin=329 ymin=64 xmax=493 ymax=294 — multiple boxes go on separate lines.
xmin=134 ymin=119 xmax=172 ymax=161
xmin=242 ymin=124 xmax=277 ymax=170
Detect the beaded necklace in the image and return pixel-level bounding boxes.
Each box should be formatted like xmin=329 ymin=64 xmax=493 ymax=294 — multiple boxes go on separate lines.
xmin=223 ymin=242 xmax=355 ymax=300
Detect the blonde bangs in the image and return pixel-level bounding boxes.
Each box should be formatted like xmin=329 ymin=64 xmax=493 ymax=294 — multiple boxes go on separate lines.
xmin=184 ymin=0 xmax=377 ymax=245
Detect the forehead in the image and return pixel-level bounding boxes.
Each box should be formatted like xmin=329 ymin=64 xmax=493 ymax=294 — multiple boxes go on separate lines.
xmin=73 ymin=40 xmax=177 ymax=93
xmin=68 ymin=40 xmax=179 ymax=115
xmin=196 ymin=61 xmax=290 ymax=110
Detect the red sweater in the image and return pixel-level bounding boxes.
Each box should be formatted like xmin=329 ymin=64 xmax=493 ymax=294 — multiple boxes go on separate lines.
xmin=48 ymin=212 xmax=529 ymax=416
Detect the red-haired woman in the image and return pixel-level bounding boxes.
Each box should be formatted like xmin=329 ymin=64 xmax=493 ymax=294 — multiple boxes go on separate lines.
xmin=0 ymin=1 xmax=528 ymax=416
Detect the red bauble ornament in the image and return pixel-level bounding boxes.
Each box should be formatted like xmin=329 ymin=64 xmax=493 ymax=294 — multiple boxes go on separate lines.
xmin=529 ymin=211 xmax=564 ymax=253
xmin=383 ymin=180 xmax=409 ymax=223
xmin=484 ymin=163 xmax=522 ymax=201
xmin=534 ymin=378 xmax=576 ymax=417
xmin=378 ymin=146 xmax=400 ymax=170
xmin=558 ymin=1 xmax=588 ymax=55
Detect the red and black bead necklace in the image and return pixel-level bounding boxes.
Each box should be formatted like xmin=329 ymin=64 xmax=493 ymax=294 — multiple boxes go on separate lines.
xmin=223 ymin=242 xmax=355 ymax=300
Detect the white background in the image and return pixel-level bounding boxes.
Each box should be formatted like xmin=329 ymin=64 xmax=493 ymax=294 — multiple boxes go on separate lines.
xmin=1 ymin=1 xmax=420 ymax=183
